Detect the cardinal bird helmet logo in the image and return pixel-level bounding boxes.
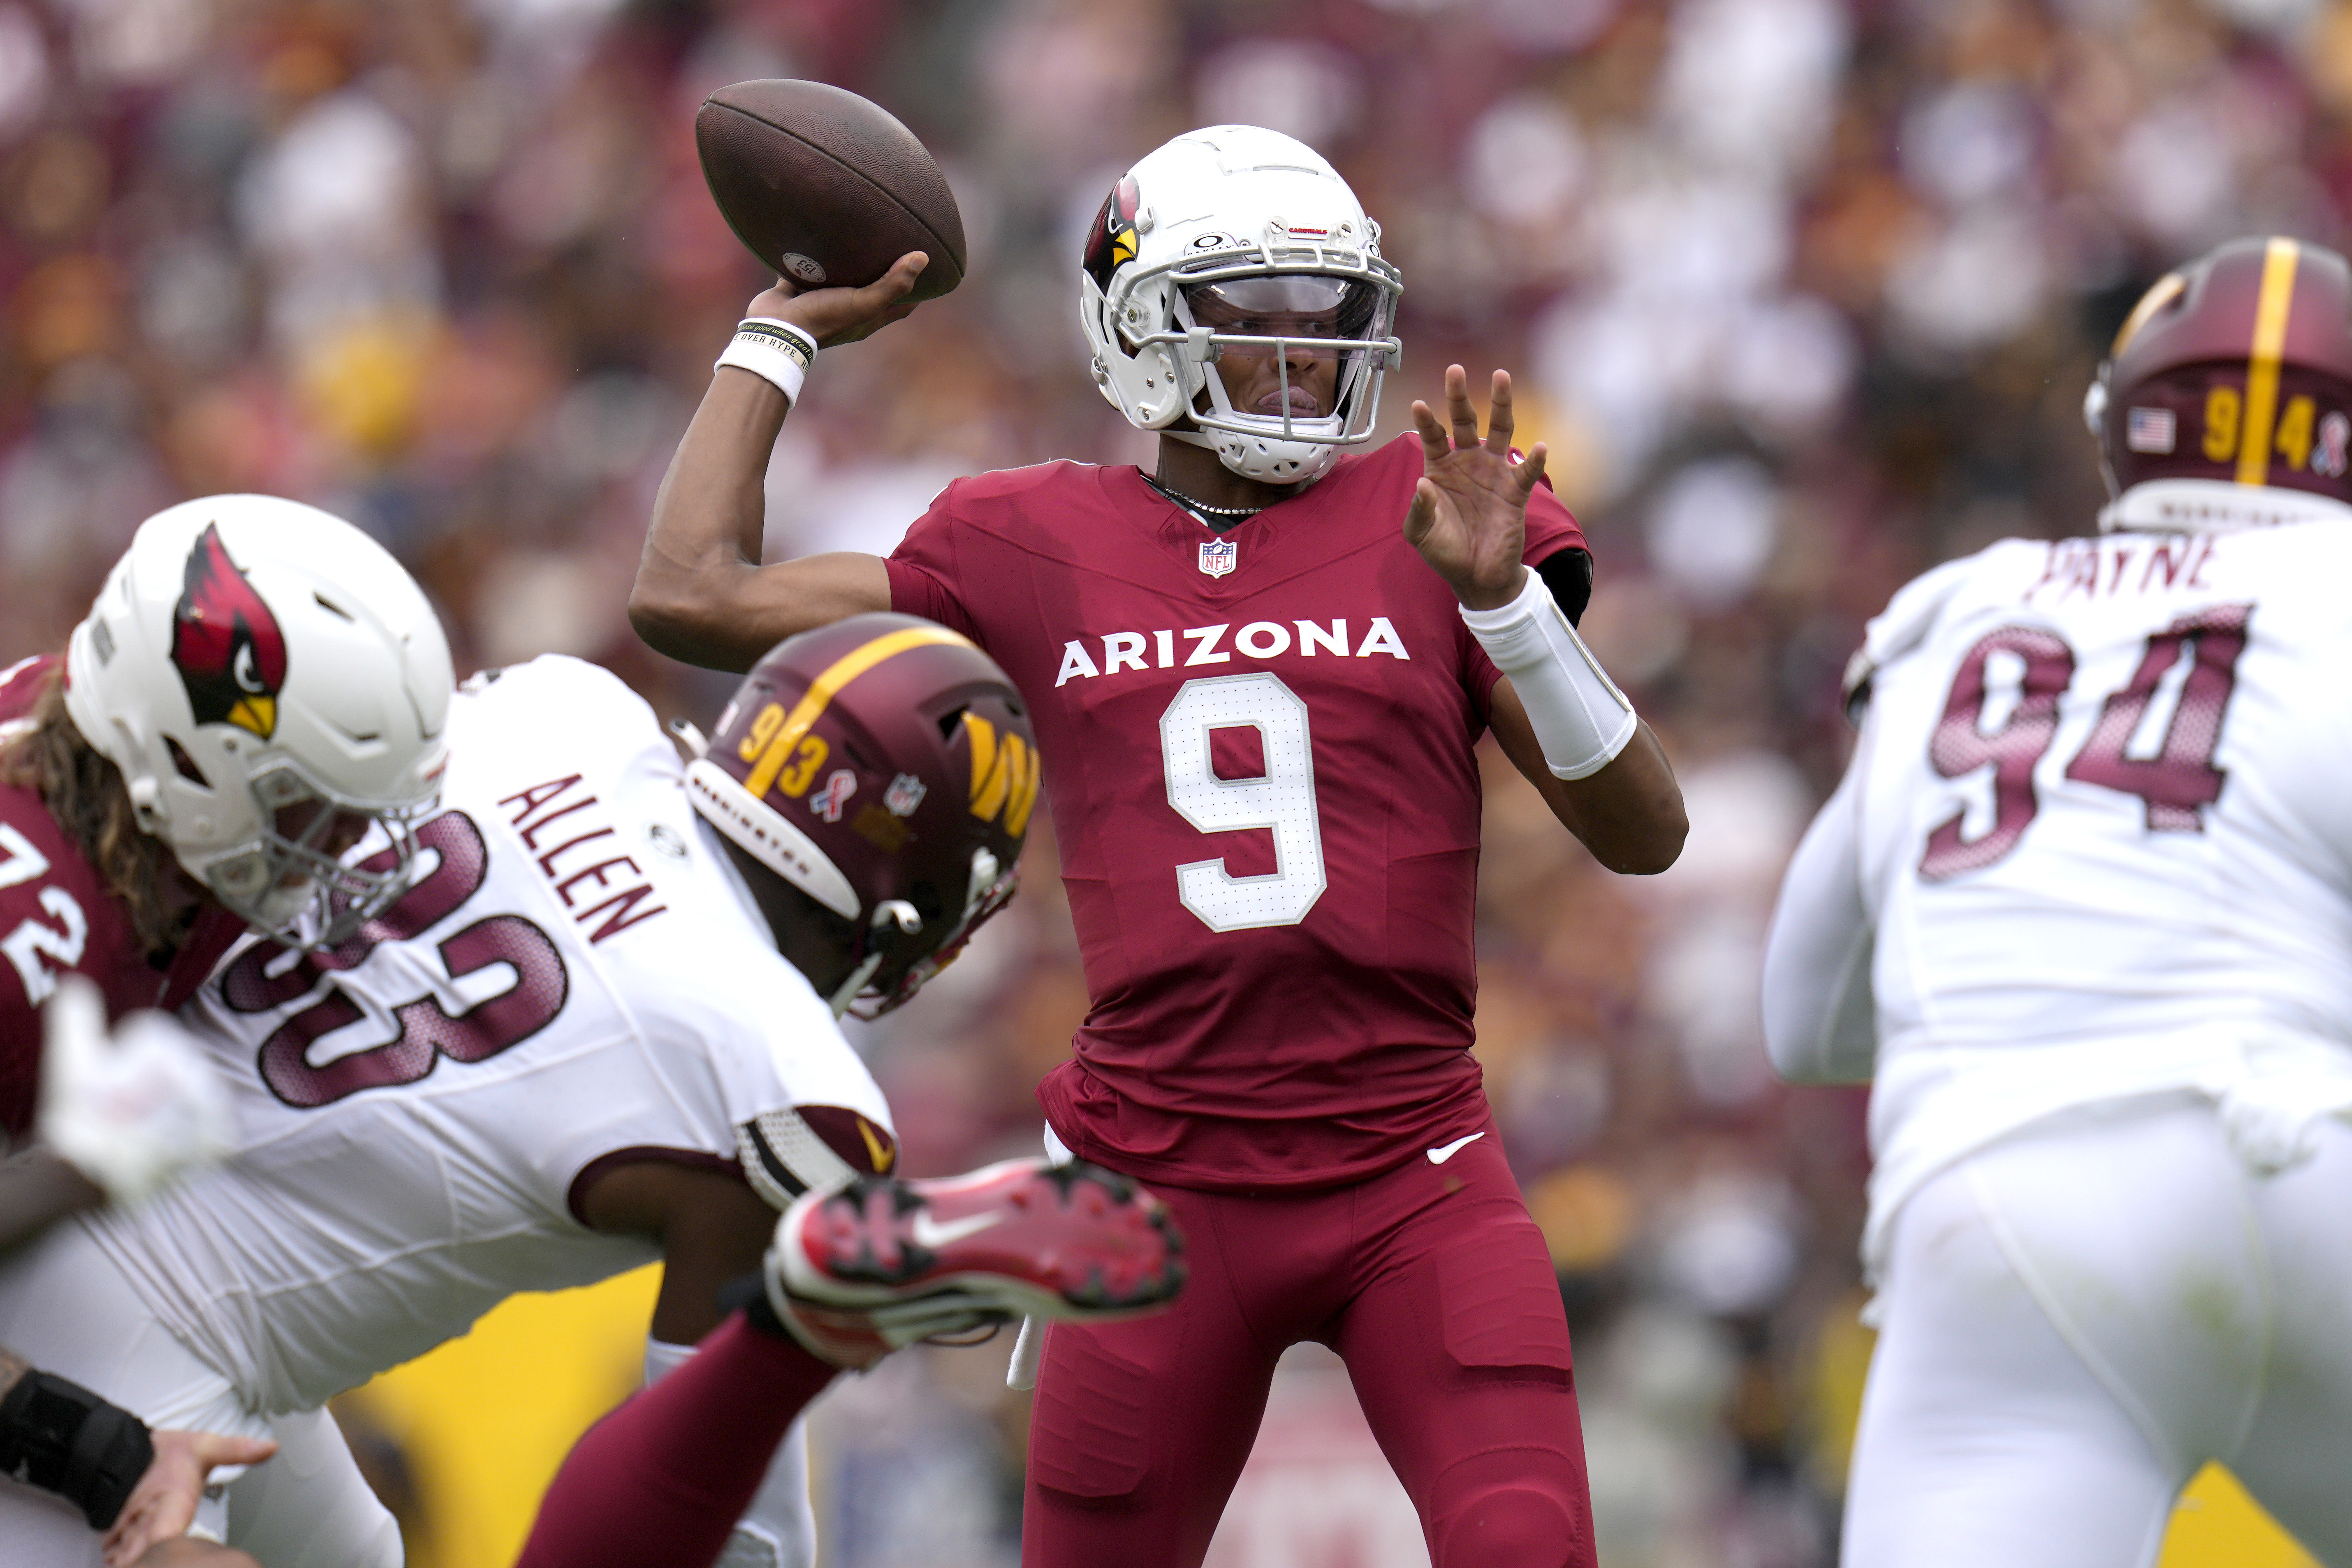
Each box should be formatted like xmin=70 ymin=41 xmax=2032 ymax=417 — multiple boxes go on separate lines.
xmin=171 ymin=522 xmax=289 ymax=741
xmin=1082 ymin=174 xmax=1143 ymax=291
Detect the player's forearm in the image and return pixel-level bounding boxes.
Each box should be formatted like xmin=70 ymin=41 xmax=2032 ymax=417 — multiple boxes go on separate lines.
xmin=1550 ymin=721 xmax=1685 ymax=874
xmin=1762 ymin=762 xmax=1877 ymax=1083
xmin=632 ymin=372 xmax=889 ymax=671
xmin=0 ymin=1148 xmax=104 ymax=1255
xmin=1489 ymin=677 xmax=1685 ymax=873
xmin=137 ymin=1541 xmax=260 ymax=1568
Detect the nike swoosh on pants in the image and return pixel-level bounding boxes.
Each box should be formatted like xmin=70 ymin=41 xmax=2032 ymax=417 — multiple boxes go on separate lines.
xmin=1427 ymin=1132 xmax=1485 ymax=1165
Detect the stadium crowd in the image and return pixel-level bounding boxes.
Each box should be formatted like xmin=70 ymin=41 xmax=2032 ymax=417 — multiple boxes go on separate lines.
xmin=2 ymin=0 xmax=2347 ymax=1563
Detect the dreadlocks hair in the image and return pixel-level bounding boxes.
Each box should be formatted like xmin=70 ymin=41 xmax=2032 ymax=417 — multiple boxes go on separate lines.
xmin=0 ymin=663 xmax=188 ymax=956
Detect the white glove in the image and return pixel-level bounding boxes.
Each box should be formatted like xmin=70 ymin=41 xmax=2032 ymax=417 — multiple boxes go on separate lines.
xmin=37 ymin=976 xmax=234 ymax=1206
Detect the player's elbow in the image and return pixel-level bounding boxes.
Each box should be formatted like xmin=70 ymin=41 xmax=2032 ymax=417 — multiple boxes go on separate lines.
xmin=625 ymin=572 xmax=704 ymax=664
xmin=627 ymin=563 xmax=756 ymax=672
xmin=1594 ymin=797 xmax=1687 ymax=875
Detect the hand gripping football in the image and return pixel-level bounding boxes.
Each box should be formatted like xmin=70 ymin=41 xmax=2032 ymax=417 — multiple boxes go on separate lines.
xmin=695 ymin=79 xmax=966 ymax=303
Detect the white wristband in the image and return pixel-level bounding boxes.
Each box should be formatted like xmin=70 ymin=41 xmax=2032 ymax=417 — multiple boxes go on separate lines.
xmin=1462 ymin=567 xmax=1635 ymax=781
xmin=714 ymin=318 xmax=817 ymax=405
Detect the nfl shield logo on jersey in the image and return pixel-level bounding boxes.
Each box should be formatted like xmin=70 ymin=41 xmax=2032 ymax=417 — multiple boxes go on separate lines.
xmin=1198 ymin=540 xmax=1237 ymax=578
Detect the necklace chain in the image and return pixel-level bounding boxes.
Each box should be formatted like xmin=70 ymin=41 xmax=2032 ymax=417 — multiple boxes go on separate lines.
xmin=1144 ymin=472 xmax=1263 ymax=519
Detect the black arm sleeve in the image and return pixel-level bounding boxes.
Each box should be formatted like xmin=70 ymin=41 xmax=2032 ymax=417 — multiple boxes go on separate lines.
xmin=1534 ymin=547 xmax=1593 ymax=627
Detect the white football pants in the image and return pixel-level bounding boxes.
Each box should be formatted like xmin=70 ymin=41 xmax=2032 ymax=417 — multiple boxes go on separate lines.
xmin=1847 ymin=1093 xmax=2352 ymax=1568
xmin=0 ymin=1221 xmax=400 ymax=1568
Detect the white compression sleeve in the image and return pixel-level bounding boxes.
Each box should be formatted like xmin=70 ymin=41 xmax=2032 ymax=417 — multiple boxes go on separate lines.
xmin=1460 ymin=568 xmax=1636 ymax=780
xmin=1760 ymin=745 xmax=1877 ymax=1084
xmin=645 ymin=1337 xmax=818 ymax=1568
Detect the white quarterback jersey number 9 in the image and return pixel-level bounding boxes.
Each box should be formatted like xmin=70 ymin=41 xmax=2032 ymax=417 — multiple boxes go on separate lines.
xmin=1158 ymin=672 xmax=1327 ymax=931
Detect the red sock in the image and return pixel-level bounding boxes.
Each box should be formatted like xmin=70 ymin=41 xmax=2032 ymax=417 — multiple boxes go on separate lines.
xmin=513 ymin=1312 xmax=837 ymax=1568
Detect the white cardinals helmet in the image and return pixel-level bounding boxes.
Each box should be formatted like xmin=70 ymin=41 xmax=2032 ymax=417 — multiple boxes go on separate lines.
xmin=1079 ymin=126 xmax=1404 ymax=484
xmin=63 ymin=495 xmax=453 ymax=947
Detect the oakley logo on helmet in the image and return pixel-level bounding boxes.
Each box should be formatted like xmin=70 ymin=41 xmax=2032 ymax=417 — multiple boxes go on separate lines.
xmin=964 ymin=713 xmax=1039 ymax=836
xmin=171 ymin=522 xmax=288 ymax=741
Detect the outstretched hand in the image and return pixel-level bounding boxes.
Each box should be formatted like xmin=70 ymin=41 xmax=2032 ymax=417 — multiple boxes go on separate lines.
xmin=1403 ymin=366 xmax=1550 ymax=611
xmin=102 ymin=1430 xmax=277 ymax=1567
xmin=746 ymin=250 xmax=930 ymax=348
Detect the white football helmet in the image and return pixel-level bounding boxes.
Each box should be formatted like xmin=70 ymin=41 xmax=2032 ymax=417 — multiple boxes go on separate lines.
xmin=63 ymin=495 xmax=454 ymax=947
xmin=1079 ymin=125 xmax=1404 ymax=484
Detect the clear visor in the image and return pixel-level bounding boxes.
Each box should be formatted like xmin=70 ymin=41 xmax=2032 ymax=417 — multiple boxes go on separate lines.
xmin=204 ymin=762 xmax=434 ymax=950
xmin=1179 ymin=275 xmax=1385 ymax=341
xmin=1169 ymin=274 xmax=1395 ymax=442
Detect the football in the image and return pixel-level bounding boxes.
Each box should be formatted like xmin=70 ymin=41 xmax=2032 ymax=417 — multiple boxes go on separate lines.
xmin=695 ymin=79 xmax=966 ymax=303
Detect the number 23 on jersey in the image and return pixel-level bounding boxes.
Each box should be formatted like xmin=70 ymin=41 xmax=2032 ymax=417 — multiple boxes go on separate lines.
xmin=1919 ymin=604 xmax=2251 ymax=880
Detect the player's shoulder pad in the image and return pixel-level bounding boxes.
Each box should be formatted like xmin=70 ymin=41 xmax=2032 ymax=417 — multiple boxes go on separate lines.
xmin=0 ymin=781 xmax=85 ymax=880
xmin=0 ymin=655 xmax=57 ymax=718
xmin=932 ymin=461 xmax=1102 ymax=514
xmin=1328 ymin=431 xmax=1421 ymax=487
xmin=459 ymin=655 xmax=660 ymax=733
xmin=1842 ymin=542 xmax=2035 ymax=721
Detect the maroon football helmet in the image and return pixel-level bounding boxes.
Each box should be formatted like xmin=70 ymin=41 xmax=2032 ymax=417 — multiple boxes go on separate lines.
xmin=2086 ymin=236 xmax=2352 ymax=533
xmin=686 ymin=613 xmax=1039 ymax=1018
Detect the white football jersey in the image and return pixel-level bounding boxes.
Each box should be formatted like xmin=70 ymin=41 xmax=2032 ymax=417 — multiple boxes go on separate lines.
xmin=1847 ymin=523 xmax=2352 ymax=1265
xmin=79 ymin=657 xmax=890 ymax=1416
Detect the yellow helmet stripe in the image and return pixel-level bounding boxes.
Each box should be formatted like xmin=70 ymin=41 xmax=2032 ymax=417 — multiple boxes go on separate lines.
xmin=2236 ymin=237 xmax=2301 ymax=488
xmin=2111 ymin=271 xmax=2184 ymax=358
xmin=742 ymin=625 xmax=975 ymax=799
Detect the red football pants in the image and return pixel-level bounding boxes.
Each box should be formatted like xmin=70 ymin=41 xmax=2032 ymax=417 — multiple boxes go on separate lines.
xmin=1023 ymin=1123 xmax=1595 ymax=1568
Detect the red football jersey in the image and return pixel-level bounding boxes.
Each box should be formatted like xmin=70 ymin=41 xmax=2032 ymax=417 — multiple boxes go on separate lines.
xmin=887 ymin=433 xmax=1587 ymax=1189
xmin=0 ymin=657 xmax=243 ymax=1140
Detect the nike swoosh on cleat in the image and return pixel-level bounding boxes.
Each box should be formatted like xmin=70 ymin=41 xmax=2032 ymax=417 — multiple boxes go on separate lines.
xmin=908 ymin=1209 xmax=1006 ymax=1249
xmin=1427 ymin=1133 xmax=1484 ymax=1165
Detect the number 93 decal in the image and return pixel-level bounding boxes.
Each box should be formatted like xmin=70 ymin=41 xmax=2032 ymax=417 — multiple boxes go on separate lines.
xmin=220 ymin=812 xmax=569 ymax=1108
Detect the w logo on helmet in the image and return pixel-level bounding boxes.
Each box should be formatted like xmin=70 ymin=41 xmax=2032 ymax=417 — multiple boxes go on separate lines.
xmin=963 ymin=714 xmax=1039 ymax=837
xmin=171 ymin=523 xmax=288 ymax=740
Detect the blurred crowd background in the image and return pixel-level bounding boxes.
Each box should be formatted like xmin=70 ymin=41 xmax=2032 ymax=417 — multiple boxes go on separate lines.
xmin=2 ymin=0 xmax=2346 ymax=1563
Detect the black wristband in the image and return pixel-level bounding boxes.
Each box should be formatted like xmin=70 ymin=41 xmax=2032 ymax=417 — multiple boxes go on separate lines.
xmin=0 ymin=1369 xmax=155 ymax=1529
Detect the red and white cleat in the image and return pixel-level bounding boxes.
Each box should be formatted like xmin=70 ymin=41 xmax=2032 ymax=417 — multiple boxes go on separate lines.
xmin=762 ymin=1158 xmax=1185 ymax=1369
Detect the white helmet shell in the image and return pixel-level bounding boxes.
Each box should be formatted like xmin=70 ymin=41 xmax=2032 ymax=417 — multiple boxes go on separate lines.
xmin=63 ymin=495 xmax=453 ymax=945
xmin=1079 ymin=125 xmax=1404 ymax=485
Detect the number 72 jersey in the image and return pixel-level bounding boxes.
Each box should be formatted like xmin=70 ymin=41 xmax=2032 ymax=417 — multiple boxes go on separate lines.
xmin=1851 ymin=524 xmax=2352 ymax=1063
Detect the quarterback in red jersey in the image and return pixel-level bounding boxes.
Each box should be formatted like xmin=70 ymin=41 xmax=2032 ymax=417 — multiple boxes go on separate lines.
xmin=632 ymin=125 xmax=1685 ymax=1568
